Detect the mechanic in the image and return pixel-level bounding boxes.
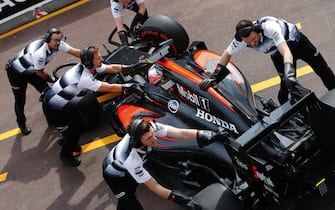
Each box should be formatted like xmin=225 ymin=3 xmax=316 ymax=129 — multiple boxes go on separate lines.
xmin=199 ymin=16 xmax=335 ymax=104
xmin=42 ymin=46 xmax=142 ymax=167
xmin=102 ymin=118 xmax=223 ymax=210
xmin=109 ymin=0 xmax=148 ymax=46
xmin=5 ymin=28 xmax=80 ymax=135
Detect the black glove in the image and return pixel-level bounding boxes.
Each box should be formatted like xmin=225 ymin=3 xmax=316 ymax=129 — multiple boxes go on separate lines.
xmin=47 ymin=74 xmax=57 ymax=83
xmin=199 ymin=78 xmax=217 ymax=91
xmin=5 ymin=60 xmax=12 ymax=71
xmin=196 ymin=130 xmax=223 ymax=147
xmin=199 ymin=63 xmax=229 ymax=90
xmin=121 ymin=82 xmax=143 ymax=95
xmin=133 ymin=11 xmax=148 ymax=26
xmin=283 ymin=62 xmax=299 ymax=91
xmin=118 ymin=30 xmax=128 ymax=46
xmin=39 ymin=87 xmax=50 ymax=102
xmin=169 ymin=190 xmax=201 ymax=209
xmin=121 ymin=61 xmax=150 ymax=75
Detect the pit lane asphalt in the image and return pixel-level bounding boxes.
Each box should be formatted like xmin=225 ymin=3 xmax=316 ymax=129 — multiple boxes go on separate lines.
xmin=1 ymin=0 xmax=335 ymax=209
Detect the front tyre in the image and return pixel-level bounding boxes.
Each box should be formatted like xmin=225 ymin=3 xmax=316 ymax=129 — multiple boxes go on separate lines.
xmin=140 ymin=15 xmax=189 ymax=57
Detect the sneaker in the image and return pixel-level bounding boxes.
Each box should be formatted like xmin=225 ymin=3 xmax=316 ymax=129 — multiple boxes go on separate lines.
xmin=19 ymin=125 xmax=32 ymax=135
xmin=60 ymin=155 xmax=81 ymax=167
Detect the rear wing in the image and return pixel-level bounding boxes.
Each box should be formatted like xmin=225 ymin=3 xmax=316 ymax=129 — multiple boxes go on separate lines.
xmin=225 ymin=90 xmax=325 ymax=152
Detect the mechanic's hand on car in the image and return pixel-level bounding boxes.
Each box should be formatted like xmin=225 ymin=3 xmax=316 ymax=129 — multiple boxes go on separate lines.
xmin=131 ymin=12 xmax=147 ymax=29
xmin=169 ymin=190 xmax=201 ymax=209
xmin=199 ymin=63 xmax=230 ymax=91
xmin=47 ymin=74 xmax=57 ymax=83
xmin=199 ymin=78 xmax=217 ymax=91
xmin=283 ymin=62 xmax=300 ymax=91
xmin=118 ymin=30 xmax=129 ymax=46
xmin=196 ymin=129 xmax=227 ymax=147
xmin=121 ymin=82 xmax=143 ymax=95
xmin=122 ymin=61 xmax=150 ymax=75
xmin=39 ymin=87 xmax=50 ymax=102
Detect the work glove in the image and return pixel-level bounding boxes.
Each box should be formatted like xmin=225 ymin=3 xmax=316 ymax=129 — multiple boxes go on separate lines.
xmin=283 ymin=62 xmax=299 ymax=91
xmin=168 ymin=190 xmax=202 ymax=210
xmin=134 ymin=11 xmax=148 ymax=25
xmin=196 ymin=130 xmax=224 ymax=147
xmin=121 ymin=61 xmax=150 ymax=75
xmin=121 ymin=82 xmax=143 ymax=95
xmin=47 ymin=74 xmax=57 ymax=83
xmin=39 ymin=87 xmax=50 ymax=102
xmin=118 ymin=30 xmax=128 ymax=46
xmin=199 ymin=63 xmax=230 ymax=90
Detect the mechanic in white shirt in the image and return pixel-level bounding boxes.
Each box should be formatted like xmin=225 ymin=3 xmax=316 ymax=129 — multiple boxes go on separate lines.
xmin=103 ymin=118 xmax=222 ymax=210
xmin=110 ymin=0 xmax=148 ymax=46
xmin=42 ymin=46 xmax=141 ymax=167
xmin=199 ymin=16 xmax=335 ymax=104
xmin=5 ymin=28 xmax=80 ymax=135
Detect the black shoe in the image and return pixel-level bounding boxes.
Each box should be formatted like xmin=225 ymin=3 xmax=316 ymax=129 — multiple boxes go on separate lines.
xmin=60 ymin=155 xmax=81 ymax=167
xmin=57 ymin=138 xmax=64 ymax=146
xmin=19 ymin=125 xmax=31 ymax=135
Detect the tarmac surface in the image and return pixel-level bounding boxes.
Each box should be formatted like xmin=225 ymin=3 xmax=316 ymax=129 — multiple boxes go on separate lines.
xmin=1 ymin=0 xmax=335 ymax=209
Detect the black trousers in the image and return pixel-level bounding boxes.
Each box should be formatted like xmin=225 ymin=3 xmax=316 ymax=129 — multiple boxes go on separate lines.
xmin=6 ymin=66 xmax=48 ymax=126
xmin=60 ymin=104 xmax=85 ymax=158
xmin=271 ymin=32 xmax=335 ymax=104
xmin=102 ymin=163 xmax=143 ymax=210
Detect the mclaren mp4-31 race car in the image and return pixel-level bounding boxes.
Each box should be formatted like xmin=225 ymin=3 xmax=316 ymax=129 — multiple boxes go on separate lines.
xmin=45 ymin=15 xmax=335 ymax=210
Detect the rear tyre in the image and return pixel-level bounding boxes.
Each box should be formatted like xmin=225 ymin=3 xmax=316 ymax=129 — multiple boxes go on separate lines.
xmin=140 ymin=15 xmax=189 ymax=57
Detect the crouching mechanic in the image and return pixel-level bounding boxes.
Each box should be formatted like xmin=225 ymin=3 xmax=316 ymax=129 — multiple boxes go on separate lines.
xmin=42 ymin=46 xmax=141 ymax=167
xmin=102 ymin=118 xmax=222 ymax=210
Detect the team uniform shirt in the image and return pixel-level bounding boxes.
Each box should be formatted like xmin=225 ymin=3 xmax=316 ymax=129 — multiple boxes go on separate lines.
xmin=11 ymin=39 xmax=71 ymax=74
xmin=227 ymin=16 xmax=300 ymax=56
xmin=110 ymin=0 xmax=144 ymax=18
xmin=45 ymin=63 xmax=106 ymax=110
xmin=104 ymin=122 xmax=168 ymax=183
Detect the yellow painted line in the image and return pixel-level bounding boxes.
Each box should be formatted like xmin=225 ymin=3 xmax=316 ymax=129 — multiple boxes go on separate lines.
xmin=74 ymin=134 xmax=122 ymax=155
xmin=251 ymin=65 xmax=313 ymax=93
xmin=0 ymin=134 xmax=121 ymax=182
xmin=0 ymin=128 xmax=21 ymax=141
xmin=0 ymin=0 xmax=90 ymax=40
xmin=0 ymin=172 xmax=8 ymax=183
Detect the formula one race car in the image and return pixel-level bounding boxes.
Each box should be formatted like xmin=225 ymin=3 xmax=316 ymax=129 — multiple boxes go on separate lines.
xmin=47 ymin=15 xmax=335 ymax=209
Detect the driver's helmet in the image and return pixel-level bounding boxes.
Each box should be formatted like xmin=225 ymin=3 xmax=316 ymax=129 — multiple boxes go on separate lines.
xmin=148 ymin=64 xmax=163 ymax=85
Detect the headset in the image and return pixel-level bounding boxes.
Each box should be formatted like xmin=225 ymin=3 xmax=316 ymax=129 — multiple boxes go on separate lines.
xmin=128 ymin=118 xmax=144 ymax=148
xmin=234 ymin=21 xmax=262 ymax=42
xmin=80 ymin=46 xmax=94 ymax=69
xmin=44 ymin=28 xmax=62 ymax=43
